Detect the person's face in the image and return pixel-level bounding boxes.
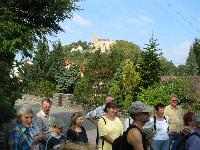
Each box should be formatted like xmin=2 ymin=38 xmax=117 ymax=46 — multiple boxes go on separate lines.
xmin=107 ymin=107 xmax=117 ymax=117
xmin=42 ymin=101 xmax=52 ymax=115
xmin=75 ymin=116 xmax=85 ymax=127
xmin=171 ymin=97 xmax=177 ymax=108
xmin=156 ymin=107 xmax=165 ymax=117
xmin=20 ymin=113 xmax=33 ymax=128
xmin=136 ymin=112 xmax=150 ymax=124
xmin=54 ymin=127 xmax=63 ymax=135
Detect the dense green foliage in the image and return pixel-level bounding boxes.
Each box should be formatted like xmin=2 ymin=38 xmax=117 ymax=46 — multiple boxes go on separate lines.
xmin=56 ymin=64 xmax=81 ymax=93
xmin=160 ymin=57 xmax=177 ymax=75
xmin=138 ymin=78 xmax=194 ymax=107
xmin=0 ymin=52 xmax=21 ymax=124
xmin=185 ymin=47 xmax=199 ymax=75
xmin=138 ymin=37 xmax=161 ymax=89
xmin=0 ymin=0 xmax=80 ymax=124
xmin=18 ymin=37 xmax=200 ymax=111
xmin=73 ymin=41 xmax=142 ymax=107
xmin=26 ymin=80 xmax=56 ymax=97
xmin=192 ymin=39 xmax=200 ymax=75
xmin=109 ymin=59 xmax=141 ymax=109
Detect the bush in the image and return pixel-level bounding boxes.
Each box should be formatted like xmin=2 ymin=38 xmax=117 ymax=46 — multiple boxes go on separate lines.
xmin=73 ymin=77 xmax=107 ymax=108
xmin=73 ymin=77 xmax=91 ymax=105
xmin=55 ymin=64 xmax=80 ymax=94
xmin=138 ymin=78 xmax=194 ymax=108
xmin=109 ymin=59 xmax=140 ymax=109
xmin=26 ymin=80 xmax=56 ymax=97
xmin=0 ymin=96 xmax=16 ymax=125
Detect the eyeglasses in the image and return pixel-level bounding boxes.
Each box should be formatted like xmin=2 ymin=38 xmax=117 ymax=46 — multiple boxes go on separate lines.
xmin=171 ymin=99 xmax=177 ymax=101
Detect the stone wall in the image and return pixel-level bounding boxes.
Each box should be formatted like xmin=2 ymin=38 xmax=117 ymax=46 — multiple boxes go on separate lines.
xmin=15 ymin=93 xmax=83 ymax=113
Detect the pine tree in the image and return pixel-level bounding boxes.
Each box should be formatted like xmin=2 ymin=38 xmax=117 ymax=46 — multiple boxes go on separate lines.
xmin=192 ymin=39 xmax=200 ymax=75
xmin=139 ymin=36 xmax=161 ymax=89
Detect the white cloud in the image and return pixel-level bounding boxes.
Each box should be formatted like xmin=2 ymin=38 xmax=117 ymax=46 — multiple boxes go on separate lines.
xmin=164 ymin=40 xmax=192 ymax=65
xmin=72 ymin=15 xmax=93 ymax=27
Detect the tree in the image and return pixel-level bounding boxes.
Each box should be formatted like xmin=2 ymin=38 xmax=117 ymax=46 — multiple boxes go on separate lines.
xmin=19 ymin=40 xmax=58 ymax=97
xmin=138 ymin=77 xmax=195 ymax=110
xmin=176 ymin=65 xmax=188 ymax=76
xmin=160 ymin=57 xmax=177 ymax=75
xmin=72 ymin=40 xmax=142 ymax=107
xmin=138 ymin=37 xmax=161 ymax=89
xmin=47 ymin=41 xmax=65 ymax=82
xmin=0 ymin=0 xmax=81 ymax=144
xmin=0 ymin=52 xmax=21 ymax=124
xmin=109 ymin=59 xmax=141 ymax=109
xmin=73 ymin=49 xmax=115 ymax=106
xmin=110 ymin=40 xmax=141 ymax=72
xmin=191 ymin=39 xmax=200 ymax=75
xmin=55 ymin=64 xmax=80 ymax=94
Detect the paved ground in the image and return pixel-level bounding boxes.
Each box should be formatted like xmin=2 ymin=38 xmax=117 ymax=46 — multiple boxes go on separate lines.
xmin=86 ymin=129 xmax=97 ymax=145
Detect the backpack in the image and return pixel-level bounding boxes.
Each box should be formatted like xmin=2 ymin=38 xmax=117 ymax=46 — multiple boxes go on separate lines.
xmin=112 ymin=125 xmax=146 ymax=150
xmin=176 ymin=132 xmax=200 ymax=150
xmin=112 ymin=126 xmax=132 ymax=150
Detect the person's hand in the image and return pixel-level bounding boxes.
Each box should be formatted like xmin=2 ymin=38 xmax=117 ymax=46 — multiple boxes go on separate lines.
xmin=33 ymin=133 xmax=46 ymax=142
xmin=181 ymin=127 xmax=192 ymax=135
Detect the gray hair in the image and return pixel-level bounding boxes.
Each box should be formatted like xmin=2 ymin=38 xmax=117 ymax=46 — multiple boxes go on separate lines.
xmin=17 ymin=104 xmax=33 ymax=117
xmin=170 ymin=94 xmax=178 ymax=98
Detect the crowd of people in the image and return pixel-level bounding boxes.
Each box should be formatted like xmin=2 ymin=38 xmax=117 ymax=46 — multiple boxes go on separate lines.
xmin=7 ymin=95 xmax=200 ymax=150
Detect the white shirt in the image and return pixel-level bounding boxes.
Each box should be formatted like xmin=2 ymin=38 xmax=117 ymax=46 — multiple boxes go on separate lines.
xmin=124 ymin=117 xmax=133 ymax=131
xmin=36 ymin=110 xmax=50 ymax=131
xmin=147 ymin=117 xmax=169 ymax=140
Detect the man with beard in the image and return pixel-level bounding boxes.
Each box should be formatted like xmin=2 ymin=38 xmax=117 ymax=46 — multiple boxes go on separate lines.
xmin=36 ymin=98 xmax=52 ymax=132
xmin=125 ymin=101 xmax=151 ymax=150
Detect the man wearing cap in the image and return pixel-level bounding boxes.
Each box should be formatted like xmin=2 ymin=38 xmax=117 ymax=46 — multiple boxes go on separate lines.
xmin=125 ymin=101 xmax=151 ymax=150
xmin=164 ymin=95 xmax=184 ymax=149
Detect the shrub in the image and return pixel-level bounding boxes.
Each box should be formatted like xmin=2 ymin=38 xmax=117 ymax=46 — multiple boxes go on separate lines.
xmin=138 ymin=78 xmax=194 ymax=108
xmin=0 ymin=96 xmax=16 ymax=125
xmin=55 ymin=64 xmax=80 ymax=94
xmin=26 ymin=80 xmax=56 ymax=97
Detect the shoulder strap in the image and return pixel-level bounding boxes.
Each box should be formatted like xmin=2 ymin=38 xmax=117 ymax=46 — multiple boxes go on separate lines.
xmin=129 ymin=118 xmax=131 ymax=127
xmin=101 ymin=117 xmax=106 ymax=125
xmin=153 ymin=116 xmax=156 ymax=130
xmin=128 ymin=125 xmax=142 ymax=134
xmin=95 ymin=117 xmax=107 ymax=147
xmin=154 ymin=116 xmax=169 ymax=131
xmin=163 ymin=116 xmax=169 ymax=132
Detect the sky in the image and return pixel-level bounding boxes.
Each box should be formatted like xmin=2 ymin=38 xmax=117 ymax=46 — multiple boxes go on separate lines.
xmin=48 ymin=0 xmax=200 ymax=65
